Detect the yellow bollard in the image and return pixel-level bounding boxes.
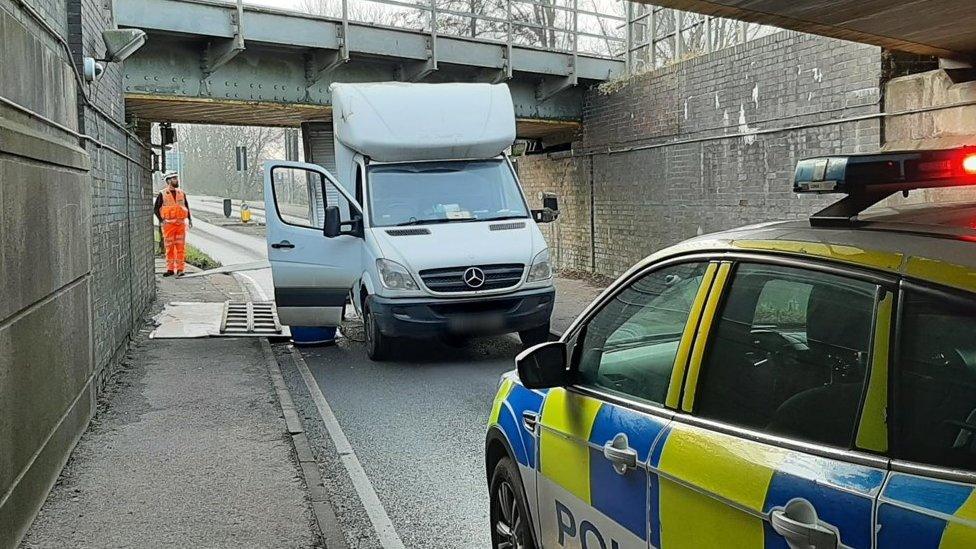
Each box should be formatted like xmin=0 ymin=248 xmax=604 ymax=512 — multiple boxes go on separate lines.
xmin=240 ymin=203 xmax=252 ymax=223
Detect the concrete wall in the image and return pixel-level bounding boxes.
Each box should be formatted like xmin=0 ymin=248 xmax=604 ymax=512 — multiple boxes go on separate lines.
xmin=519 ymin=31 xmax=884 ymax=277
xmin=0 ymin=0 xmax=154 ymax=543
xmin=881 ymin=68 xmax=976 ymax=206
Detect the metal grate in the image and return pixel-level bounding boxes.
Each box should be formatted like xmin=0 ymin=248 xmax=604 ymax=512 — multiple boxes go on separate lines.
xmin=220 ymin=301 xmax=283 ymax=336
xmin=419 ymin=263 xmax=524 ymax=293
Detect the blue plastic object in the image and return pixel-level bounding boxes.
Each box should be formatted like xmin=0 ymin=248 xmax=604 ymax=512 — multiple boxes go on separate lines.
xmin=290 ymin=326 xmax=337 ymax=346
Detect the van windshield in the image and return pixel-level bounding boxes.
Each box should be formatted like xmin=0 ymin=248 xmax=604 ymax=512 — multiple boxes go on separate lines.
xmin=367 ymin=159 xmax=529 ymax=227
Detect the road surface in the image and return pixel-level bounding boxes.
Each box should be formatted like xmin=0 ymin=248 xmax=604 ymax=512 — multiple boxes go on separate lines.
xmin=188 ymin=212 xmax=520 ymax=547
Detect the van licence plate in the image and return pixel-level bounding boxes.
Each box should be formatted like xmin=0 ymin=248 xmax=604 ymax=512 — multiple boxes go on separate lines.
xmin=448 ymin=313 xmax=505 ymax=333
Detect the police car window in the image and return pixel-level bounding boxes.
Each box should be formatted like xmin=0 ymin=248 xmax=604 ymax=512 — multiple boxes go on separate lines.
xmin=577 ymin=263 xmax=709 ymax=405
xmin=894 ymin=289 xmax=976 ymax=471
xmin=694 ymin=264 xmax=878 ymax=448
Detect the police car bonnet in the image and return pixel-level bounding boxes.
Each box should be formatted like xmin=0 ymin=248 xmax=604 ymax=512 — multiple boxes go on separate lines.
xmin=330 ymin=82 xmax=516 ymax=162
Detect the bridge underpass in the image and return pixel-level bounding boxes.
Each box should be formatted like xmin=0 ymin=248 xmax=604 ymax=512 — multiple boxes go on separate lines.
xmin=640 ymin=0 xmax=976 ymax=61
xmin=116 ymin=0 xmax=626 ymax=142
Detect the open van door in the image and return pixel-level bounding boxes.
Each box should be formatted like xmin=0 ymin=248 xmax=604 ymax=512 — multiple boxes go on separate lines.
xmin=263 ymin=161 xmax=364 ymax=327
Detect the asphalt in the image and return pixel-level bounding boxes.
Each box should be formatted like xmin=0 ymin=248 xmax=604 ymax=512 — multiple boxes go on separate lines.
xmin=21 ymin=265 xmax=316 ymax=548
xmin=280 ymin=333 xmax=521 ymax=548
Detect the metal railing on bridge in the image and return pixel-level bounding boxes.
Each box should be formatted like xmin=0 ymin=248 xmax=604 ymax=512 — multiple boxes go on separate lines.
xmin=269 ymin=0 xmax=782 ymax=76
xmin=623 ymin=3 xmax=780 ymax=74
xmin=276 ymin=0 xmax=628 ymax=65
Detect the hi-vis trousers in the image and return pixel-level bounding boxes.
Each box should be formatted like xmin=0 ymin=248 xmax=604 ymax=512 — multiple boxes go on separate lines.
xmin=162 ymin=220 xmax=187 ymax=273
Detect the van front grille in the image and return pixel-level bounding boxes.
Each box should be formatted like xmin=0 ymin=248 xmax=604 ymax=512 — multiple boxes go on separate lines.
xmin=419 ymin=264 xmax=524 ymax=293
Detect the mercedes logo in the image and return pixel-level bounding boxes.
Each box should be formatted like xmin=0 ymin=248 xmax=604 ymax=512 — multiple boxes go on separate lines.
xmin=462 ymin=267 xmax=486 ymax=289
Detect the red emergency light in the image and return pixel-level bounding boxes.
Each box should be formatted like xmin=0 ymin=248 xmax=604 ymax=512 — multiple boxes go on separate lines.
xmin=963 ymin=153 xmax=976 ymax=175
xmin=794 ymin=147 xmax=976 ymax=225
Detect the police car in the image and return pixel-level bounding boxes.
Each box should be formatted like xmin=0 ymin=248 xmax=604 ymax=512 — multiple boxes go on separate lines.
xmin=486 ymin=147 xmax=976 ymax=549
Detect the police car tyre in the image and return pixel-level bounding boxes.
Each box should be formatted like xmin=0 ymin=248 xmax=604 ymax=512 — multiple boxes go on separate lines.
xmin=490 ymin=456 xmax=535 ymax=549
xmin=518 ymin=322 xmax=551 ymax=347
xmin=364 ymin=302 xmax=392 ymax=361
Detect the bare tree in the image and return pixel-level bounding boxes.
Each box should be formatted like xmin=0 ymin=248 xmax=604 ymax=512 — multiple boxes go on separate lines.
xmin=178 ymin=124 xmax=286 ymax=201
xmin=297 ymin=0 xmax=399 ymax=26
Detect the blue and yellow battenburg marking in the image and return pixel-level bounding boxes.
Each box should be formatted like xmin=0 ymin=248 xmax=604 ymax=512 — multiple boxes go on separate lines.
xmin=877 ymin=473 xmax=976 ymax=548
xmin=655 ymin=422 xmax=886 ymax=549
xmin=537 ymin=388 xmax=670 ymax=544
xmin=489 ymin=377 xmax=545 ymax=469
xmin=492 ymin=377 xmax=976 ymax=549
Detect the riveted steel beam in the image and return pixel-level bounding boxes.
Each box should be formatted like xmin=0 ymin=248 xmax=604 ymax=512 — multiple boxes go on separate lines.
xmin=200 ymin=0 xmax=245 ymax=95
xmin=305 ymin=49 xmax=347 ymax=89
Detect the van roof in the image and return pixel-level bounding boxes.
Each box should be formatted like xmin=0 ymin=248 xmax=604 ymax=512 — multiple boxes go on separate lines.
xmin=330 ymin=82 xmax=516 ymax=163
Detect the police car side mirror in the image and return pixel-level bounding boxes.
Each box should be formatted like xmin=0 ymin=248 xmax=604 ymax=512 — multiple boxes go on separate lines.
xmin=516 ymin=341 xmax=570 ymax=389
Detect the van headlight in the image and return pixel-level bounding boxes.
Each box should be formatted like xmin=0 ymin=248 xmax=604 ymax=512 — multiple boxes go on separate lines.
xmin=526 ymin=249 xmax=553 ymax=282
xmin=376 ymin=259 xmax=419 ymax=291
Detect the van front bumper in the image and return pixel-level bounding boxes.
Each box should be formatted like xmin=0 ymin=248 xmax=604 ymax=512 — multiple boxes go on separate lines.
xmin=368 ymin=287 xmax=555 ymax=338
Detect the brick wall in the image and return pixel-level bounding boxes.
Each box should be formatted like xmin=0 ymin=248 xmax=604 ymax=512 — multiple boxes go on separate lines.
xmin=518 ymin=31 xmax=884 ymax=277
xmin=70 ymin=0 xmax=155 ymax=388
xmin=0 ymin=0 xmax=154 ymax=543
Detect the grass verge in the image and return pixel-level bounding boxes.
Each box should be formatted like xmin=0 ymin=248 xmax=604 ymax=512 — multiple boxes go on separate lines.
xmin=154 ymin=229 xmax=222 ymax=271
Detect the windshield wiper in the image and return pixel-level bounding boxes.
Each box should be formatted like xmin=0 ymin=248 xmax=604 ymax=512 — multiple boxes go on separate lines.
xmin=481 ymin=215 xmax=529 ymax=222
xmin=395 ymin=217 xmax=478 ymax=226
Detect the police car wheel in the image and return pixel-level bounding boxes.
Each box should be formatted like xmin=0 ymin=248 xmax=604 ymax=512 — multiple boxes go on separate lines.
xmin=490 ymin=457 xmax=535 ymax=549
xmin=364 ymin=302 xmax=392 ymax=361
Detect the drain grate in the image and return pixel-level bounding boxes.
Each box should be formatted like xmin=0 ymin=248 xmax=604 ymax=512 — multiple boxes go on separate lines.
xmin=219 ymin=301 xmax=283 ymax=336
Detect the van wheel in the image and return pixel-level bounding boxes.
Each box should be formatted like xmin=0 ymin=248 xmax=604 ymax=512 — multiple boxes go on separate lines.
xmin=490 ymin=457 xmax=535 ymax=549
xmin=364 ymin=302 xmax=392 ymax=361
xmin=518 ymin=323 xmax=551 ymax=347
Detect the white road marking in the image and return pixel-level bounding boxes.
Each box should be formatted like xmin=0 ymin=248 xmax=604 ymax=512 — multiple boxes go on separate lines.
xmin=291 ymin=348 xmax=406 ymax=549
xmin=235 ymin=271 xmax=270 ymax=302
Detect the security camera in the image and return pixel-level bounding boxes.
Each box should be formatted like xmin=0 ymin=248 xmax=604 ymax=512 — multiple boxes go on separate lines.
xmin=101 ymin=29 xmax=147 ymax=63
xmin=83 ymin=57 xmax=105 ymax=82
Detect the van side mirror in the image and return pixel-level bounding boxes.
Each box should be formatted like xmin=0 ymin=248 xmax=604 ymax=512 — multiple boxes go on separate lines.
xmin=323 ymin=206 xmax=341 ymax=238
xmin=516 ymin=341 xmax=571 ymax=389
xmin=532 ymin=192 xmax=559 ymax=224
xmin=324 ymin=207 xmax=364 ymax=238
xmin=543 ymin=193 xmax=558 ymax=211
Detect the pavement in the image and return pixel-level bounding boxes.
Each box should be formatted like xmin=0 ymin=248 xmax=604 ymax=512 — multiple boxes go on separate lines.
xmin=21 ymin=262 xmax=317 ymax=548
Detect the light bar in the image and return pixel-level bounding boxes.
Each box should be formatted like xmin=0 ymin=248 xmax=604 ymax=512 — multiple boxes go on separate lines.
xmin=794 ymin=147 xmax=976 ymax=195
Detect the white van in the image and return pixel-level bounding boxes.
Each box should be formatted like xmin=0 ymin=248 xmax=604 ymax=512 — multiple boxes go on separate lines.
xmin=262 ymin=83 xmax=558 ymax=360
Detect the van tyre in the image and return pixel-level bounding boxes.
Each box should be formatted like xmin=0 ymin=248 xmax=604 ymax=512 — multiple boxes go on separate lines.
xmin=518 ymin=323 xmax=551 ymax=347
xmin=490 ymin=457 xmax=536 ymax=549
xmin=364 ymin=302 xmax=392 ymax=361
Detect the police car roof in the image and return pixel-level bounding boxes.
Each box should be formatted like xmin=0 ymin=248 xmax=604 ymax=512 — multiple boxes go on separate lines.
xmin=647 ymin=201 xmax=976 ymax=293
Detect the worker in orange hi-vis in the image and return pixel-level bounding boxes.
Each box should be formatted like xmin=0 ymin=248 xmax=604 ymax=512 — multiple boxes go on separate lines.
xmin=153 ymin=172 xmax=193 ymax=277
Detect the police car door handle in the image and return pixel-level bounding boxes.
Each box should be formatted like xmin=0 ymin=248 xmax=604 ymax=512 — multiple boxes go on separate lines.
xmin=522 ymin=411 xmax=538 ymax=433
xmin=770 ymin=500 xmax=838 ymax=549
xmin=603 ymin=434 xmax=637 ymax=474
xmin=271 ymin=241 xmax=295 ymax=249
